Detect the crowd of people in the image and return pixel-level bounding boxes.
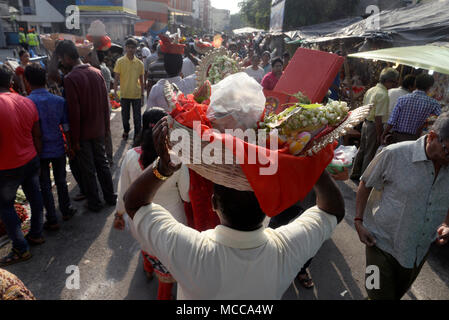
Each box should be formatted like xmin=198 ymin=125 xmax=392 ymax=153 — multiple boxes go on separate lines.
xmin=0 ymin=30 xmax=449 ymax=301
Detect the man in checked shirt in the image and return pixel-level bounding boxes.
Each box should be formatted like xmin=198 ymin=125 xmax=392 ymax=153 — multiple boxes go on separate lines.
xmin=382 ymin=74 xmax=441 ymax=144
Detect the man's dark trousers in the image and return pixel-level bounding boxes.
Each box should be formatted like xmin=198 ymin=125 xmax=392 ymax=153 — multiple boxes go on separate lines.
xmin=121 ymin=98 xmax=142 ymax=140
xmin=76 ymin=137 xmax=116 ymax=211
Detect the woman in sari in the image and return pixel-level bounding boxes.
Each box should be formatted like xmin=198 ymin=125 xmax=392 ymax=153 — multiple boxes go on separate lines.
xmin=114 ymin=108 xmax=190 ymax=300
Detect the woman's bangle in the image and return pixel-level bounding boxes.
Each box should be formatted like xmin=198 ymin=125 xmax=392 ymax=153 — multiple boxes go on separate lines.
xmin=354 ymin=218 xmax=364 ymax=223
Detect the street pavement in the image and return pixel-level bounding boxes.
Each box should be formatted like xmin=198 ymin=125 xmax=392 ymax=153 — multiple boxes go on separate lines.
xmin=1 ymin=104 xmax=449 ymax=300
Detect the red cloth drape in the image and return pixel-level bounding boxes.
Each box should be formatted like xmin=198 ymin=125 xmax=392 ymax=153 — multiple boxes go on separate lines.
xmin=187 ymin=170 xmax=220 ymax=231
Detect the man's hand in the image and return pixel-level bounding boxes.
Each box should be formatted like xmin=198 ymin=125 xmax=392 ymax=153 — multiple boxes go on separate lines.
xmin=152 ymin=117 xmax=181 ymax=177
xmin=113 ymin=213 xmax=126 ymax=230
xmin=355 ymin=221 xmax=376 ymax=246
xmin=377 ymin=133 xmax=383 ymax=145
xmin=330 ymin=167 xmax=349 ymax=181
xmin=436 ymin=224 xmax=449 ymax=245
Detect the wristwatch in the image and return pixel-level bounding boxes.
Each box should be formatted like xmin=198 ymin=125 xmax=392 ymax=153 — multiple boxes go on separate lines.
xmin=152 ymin=157 xmax=169 ymax=181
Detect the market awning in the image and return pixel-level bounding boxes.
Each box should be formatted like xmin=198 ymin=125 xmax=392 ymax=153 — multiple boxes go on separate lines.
xmin=284 ymin=16 xmax=362 ymax=44
xmin=348 ymin=43 xmax=449 ymax=75
xmin=285 ymin=0 xmax=449 ymax=45
xmin=134 ymin=20 xmax=155 ymax=36
xmin=233 ymin=27 xmax=264 ymax=35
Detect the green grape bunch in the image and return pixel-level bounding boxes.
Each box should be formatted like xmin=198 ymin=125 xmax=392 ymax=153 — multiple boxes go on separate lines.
xmin=261 ymin=100 xmax=350 ymax=137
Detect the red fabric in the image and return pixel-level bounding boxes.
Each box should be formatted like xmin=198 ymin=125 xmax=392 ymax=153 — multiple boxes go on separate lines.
xmin=170 ymin=96 xmax=336 ymax=217
xmin=208 ymin=133 xmax=336 ymax=216
xmin=0 ymin=93 xmax=38 ymax=170
xmin=261 ymin=72 xmax=282 ymax=91
xmin=188 ymin=170 xmax=220 ymax=231
xmin=159 ymin=35 xmax=185 ymax=55
xmin=170 ymin=94 xmax=211 ymax=133
xmin=15 ymin=66 xmax=32 ymax=95
xmin=183 ymin=201 xmax=195 ymax=229
xmin=263 ymin=90 xmax=293 ymax=115
xmin=141 ymin=251 xmax=154 ymax=275
xmin=86 ymin=35 xmax=112 ymax=51
xmin=157 ymin=282 xmax=174 ymax=300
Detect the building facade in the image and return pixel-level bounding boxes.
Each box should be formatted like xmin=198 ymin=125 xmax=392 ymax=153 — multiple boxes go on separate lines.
xmin=76 ymin=0 xmax=139 ymax=42
xmin=168 ymin=0 xmax=192 ymax=27
xmin=211 ymin=7 xmax=230 ymax=33
xmin=9 ymin=0 xmax=68 ymax=34
xmin=192 ymin=0 xmax=210 ymax=32
xmin=137 ymin=0 xmax=169 ymax=24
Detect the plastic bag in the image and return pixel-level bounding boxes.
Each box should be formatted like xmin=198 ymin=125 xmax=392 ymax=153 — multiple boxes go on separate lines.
xmin=87 ymin=20 xmax=107 ymax=37
xmin=207 ymin=72 xmax=266 ymax=132
xmin=326 ymin=145 xmax=358 ymax=174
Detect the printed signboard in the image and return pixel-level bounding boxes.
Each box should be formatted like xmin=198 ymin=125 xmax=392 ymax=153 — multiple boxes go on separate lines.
xmin=270 ymin=0 xmax=285 ymax=32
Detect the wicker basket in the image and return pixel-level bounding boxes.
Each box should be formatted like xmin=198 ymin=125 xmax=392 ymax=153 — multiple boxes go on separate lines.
xmin=167 ymin=103 xmax=372 ymax=191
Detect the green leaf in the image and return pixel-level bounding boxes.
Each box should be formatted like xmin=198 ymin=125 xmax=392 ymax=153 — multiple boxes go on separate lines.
xmin=300 ymin=104 xmax=322 ymax=109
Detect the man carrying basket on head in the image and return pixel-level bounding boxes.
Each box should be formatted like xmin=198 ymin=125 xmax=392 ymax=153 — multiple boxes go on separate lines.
xmin=123 ymin=116 xmax=345 ymax=299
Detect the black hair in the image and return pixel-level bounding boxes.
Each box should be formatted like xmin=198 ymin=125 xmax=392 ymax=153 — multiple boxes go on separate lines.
xmin=283 ymin=52 xmax=290 ymax=58
xmin=125 ymin=38 xmax=138 ymax=47
xmin=139 ymin=108 xmax=168 ymax=169
xmin=415 ymin=74 xmax=435 ymax=91
xmin=0 ymin=64 xmax=13 ymax=88
xmin=164 ymin=53 xmax=183 ymax=77
xmin=19 ymin=49 xmax=28 ymax=58
xmin=55 ymin=40 xmax=80 ymax=60
xmin=271 ymin=57 xmax=283 ymax=68
xmin=213 ymin=184 xmax=266 ymax=231
xmin=24 ymin=63 xmax=46 ymax=87
xmin=97 ymin=51 xmax=105 ymax=63
xmin=152 ymin=42 xmax=158 ymax=52
xmin=401 ymin=74 xmax=416 ymax=90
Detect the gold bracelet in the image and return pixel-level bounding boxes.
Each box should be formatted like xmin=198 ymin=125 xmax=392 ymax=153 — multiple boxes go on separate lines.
xmin=152 ymin=157 xmax=169 ymax=181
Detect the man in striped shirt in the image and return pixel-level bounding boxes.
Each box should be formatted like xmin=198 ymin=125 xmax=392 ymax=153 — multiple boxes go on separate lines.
xmin=146 ymin=45 xmax=168 ymax=95
xmin=383 ymin=74 xmax=441 ymax=144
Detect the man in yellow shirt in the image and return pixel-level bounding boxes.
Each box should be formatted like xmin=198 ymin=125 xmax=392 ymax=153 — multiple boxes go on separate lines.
xmin=27 ymin=28 xmax=39 ymax=55
xmin=114 ymin=38 xmax=145 ymax=143
xmin=351 ymin=68 xmax=399 ymax=181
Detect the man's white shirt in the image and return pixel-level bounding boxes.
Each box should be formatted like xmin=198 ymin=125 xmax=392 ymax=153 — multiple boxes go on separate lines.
xmin=244 ymin=66 xmax=265 ymax=83
xmin=129 ymin=204 xmax=337 ymax=299
xmin=146 ymin=75 xmax=196 ymax=112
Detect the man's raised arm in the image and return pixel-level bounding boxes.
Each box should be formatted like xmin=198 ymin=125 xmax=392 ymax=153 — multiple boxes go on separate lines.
xmin=313 ymin=170 xmax=345 ymax=223
xmin=124 ymin=117 xmax=181 ymax=218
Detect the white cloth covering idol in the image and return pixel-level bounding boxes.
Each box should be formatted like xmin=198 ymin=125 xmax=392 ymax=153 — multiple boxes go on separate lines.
xmin=116 ymin=147 xmax=190 ymax=233
xmin=129 ymin=203 xmax=337 ymax=299
xmin=146 ymin=75 xmax=196 ymax=112
xmin=181 ymin=57 xmax=196 ymax=78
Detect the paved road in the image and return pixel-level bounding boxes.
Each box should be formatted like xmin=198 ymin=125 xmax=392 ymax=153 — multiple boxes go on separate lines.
xmin=2 ymin=105 xmax=449 ymax=300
